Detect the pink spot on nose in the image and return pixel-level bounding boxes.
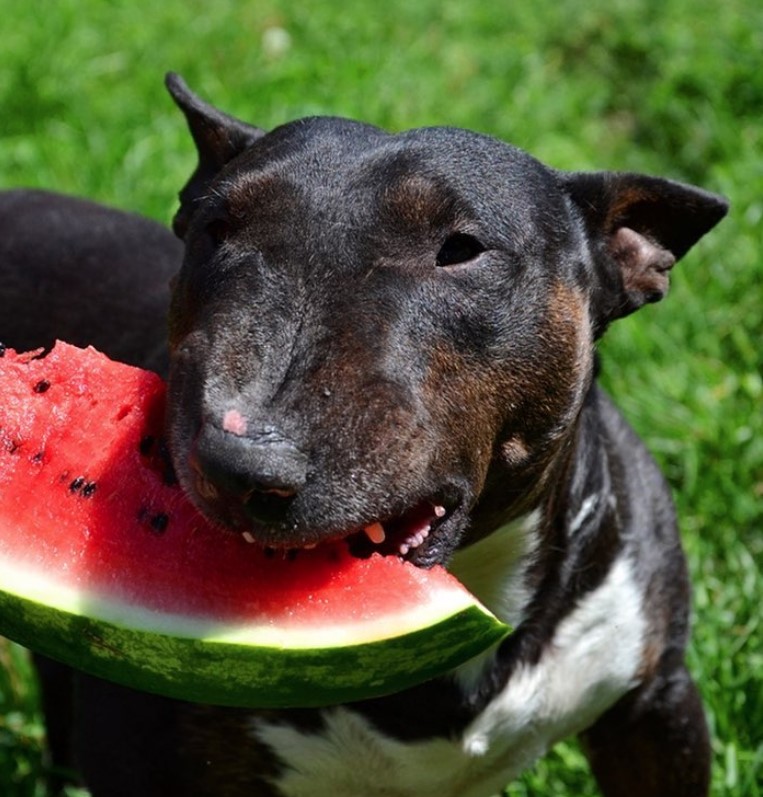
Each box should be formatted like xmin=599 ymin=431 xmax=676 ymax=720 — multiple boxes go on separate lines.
xmin=222 ymin=409 xmax=248 ymax=436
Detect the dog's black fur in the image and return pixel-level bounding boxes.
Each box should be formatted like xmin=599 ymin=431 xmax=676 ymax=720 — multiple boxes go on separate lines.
xmin=0 ymin=189 xmax=181 ymax=373
xmin=0 ymin=74 xmax=727 ymax=796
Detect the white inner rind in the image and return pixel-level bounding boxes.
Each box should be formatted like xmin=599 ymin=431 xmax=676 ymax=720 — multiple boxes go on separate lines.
xmin=0 ymin=556 xmax=498 ymax=649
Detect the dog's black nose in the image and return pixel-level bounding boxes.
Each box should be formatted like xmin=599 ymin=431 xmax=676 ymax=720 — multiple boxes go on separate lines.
xmin=192 ymin=421 xmax=307 ymax=525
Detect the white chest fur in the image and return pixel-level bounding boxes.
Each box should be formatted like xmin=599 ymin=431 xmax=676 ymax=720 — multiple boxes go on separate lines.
xmin=252 ymin=522 xmax=647 ymax=797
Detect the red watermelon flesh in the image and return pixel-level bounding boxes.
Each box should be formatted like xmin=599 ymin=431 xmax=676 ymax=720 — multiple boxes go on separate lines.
xmin=0 ymin=341 xmax=508 ymax=707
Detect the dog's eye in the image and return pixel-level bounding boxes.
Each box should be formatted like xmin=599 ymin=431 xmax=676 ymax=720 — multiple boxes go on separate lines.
xmin=204 ymin=217 xmax=232 ymax=246
xmin=435 ymin=233 xmax=486 ymax=267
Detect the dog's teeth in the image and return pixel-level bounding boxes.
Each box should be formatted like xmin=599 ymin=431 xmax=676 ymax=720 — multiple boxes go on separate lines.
xmin=303 ymin=542 xmax=317 ymax=550
xmin=433 ymin=505 xmax=446 ymax=518
xmin=398 ymin=525 xmax=430 ymax=557
xmin=242 ymin=531 xmax=256 ymax=544
xmin=365 ymin=522 xmax=386 ymax=544
xmin=413 ymin=527 xmax=430 ymax=547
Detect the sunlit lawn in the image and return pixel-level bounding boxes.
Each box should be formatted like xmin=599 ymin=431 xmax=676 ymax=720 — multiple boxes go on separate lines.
xmin=1 ymin=0 xmax=761 ymax=794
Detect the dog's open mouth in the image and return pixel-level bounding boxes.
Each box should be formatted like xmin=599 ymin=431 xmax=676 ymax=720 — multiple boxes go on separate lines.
xmin=345 ymin=501 xmax=449 ymax=561
xmin=237 ymin=500 xmax=453 ymax=566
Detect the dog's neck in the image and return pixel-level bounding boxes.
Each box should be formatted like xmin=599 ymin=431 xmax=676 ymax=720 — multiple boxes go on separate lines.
xmin=448 ymin=387 xmax=622 ymax=698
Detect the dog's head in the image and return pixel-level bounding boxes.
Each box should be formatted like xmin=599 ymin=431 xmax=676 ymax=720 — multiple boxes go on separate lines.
xmin=164 ymin=73 xmax=727 ymax=566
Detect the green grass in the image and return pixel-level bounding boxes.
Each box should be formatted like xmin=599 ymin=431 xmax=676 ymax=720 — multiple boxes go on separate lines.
xmin=1 ymin=0 xmax=761 ymax=794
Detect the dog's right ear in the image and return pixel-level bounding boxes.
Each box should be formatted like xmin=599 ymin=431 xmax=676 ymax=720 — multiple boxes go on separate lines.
xmin=165 ymin=73 xmax=265 ymax=238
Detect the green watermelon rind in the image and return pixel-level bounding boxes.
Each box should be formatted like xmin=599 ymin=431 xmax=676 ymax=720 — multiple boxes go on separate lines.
xmin=0 ymin=583 xmax=509 ymax=708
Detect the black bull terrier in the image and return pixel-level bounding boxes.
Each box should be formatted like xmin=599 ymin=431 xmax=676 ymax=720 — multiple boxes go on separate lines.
xmin=0 ymin=73 xmax=727 ymax=796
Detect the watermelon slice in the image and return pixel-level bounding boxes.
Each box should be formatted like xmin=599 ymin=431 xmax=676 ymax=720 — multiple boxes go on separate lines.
xmin=0 ymin=341 xmax=508 ymax=708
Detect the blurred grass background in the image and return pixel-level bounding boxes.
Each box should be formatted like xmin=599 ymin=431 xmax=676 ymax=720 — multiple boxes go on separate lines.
xmin=0 ymin=0 xmax=761 ymax=794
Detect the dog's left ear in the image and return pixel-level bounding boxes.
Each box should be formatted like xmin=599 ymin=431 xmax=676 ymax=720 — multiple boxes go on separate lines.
xmin=165 ymin=72 xmax=266 ymax=238
xmin=561 ymin=171 xmax=728 ymax=336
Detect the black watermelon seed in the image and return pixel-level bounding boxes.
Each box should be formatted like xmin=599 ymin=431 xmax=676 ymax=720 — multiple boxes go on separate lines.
xmin=150 ymin=513 xmax=169 ymax=533
xmin=0 ymin=343 xmax=6 ymax=357
xmin=30 ymin=451 xmax=44 ymax=464
xmin=33 ymin=380 xmax=51 ymax=394
xmin=82 ymin=481 xmax=98 ymax=498
xmin=264 ymin=547 xmax=276 ymax=558
xmin=139 ymin=435 xmax=155 ymax=456
xmin=69 ymin=476 xmax=86 ymax=493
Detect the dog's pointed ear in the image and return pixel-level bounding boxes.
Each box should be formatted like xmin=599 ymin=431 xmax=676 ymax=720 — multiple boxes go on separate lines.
xmin=561 ymin=171 xmax=728 ymax=336
xmin=165 ymin=72 xmax=266 ymax=238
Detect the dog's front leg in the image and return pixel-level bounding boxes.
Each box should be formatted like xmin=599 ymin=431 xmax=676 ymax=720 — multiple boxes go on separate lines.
xmin=581 ymin=663 xmax=711 ymax=796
